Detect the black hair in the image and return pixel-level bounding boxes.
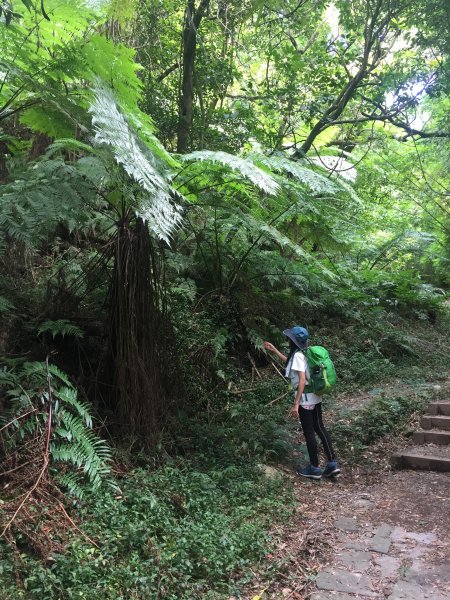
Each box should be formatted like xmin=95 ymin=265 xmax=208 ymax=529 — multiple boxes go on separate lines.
xmin=285 ymin=339 xmax=300 ymax=366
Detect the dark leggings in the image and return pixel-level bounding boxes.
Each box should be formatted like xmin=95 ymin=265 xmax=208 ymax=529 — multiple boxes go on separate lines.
xmin=298 ymin=403 xmax=336 ymax=467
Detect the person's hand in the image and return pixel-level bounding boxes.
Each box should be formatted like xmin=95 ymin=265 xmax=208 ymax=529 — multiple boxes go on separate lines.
xmin=291 ymin=404 xmax=299 ymax=419
xmin=263 ymin=341 xmax=276 ymax=352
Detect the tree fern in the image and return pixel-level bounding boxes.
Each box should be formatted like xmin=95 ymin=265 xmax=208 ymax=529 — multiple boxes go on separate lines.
xmin=249 ymin=153 xmax=339 ymax=195
xmin=0 ymin=158 xmax=105 ymax=248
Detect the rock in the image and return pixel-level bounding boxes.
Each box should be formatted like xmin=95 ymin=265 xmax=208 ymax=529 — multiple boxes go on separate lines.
xmin=355 ymin=499 xmax=375 ymax=510
xmin=369 ymin=524 xmax=393 ymax=554
xmin=388 ymin=580 xmax=425 ymax=600
xmin=310 ymin=593 xmax=365 ymax=600
xmin=316 ymin=568 xmax=377 ymax=597
xmin=374 ymin=555 xmax=401 ymax=579
xmin=334 ymin=516 xmax=359 ymax=532
xmin=337 ymin=550 xmax=372 ymax=572
xmin=256 ymin=463 xmax=282 ymax=480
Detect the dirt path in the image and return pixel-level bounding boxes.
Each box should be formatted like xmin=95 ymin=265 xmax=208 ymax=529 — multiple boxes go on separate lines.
xmin=244 ymin=468 xmax=450 ymax=600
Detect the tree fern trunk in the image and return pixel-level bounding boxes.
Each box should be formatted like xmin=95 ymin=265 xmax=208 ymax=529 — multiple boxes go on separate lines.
xmin=109 ymin=216 xmax=176 ymax=444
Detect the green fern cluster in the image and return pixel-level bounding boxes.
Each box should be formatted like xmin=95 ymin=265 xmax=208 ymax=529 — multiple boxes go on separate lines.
xmin=0 ymin=361 xmax=112 ymax=498
xmin=0 ymin=158 xmax=106 ymax=249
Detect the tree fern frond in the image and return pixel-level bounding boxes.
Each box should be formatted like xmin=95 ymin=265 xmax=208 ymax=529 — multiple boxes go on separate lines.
xmin=309 ymin=155 xmax=357 ymax=182
xmin=37 ymin=319 xmax=84 ymax=339
xmin=89 ymin=83 xmax=183 ymax=242
xmin=248 ymin=153 xmax=338 ymax=195
xmin=180 ymin=150 xmax=280 ymax=195
xmin=45 ymin=139 xmax=96 ymax=158
xmin=259 ymin=223 xmax=310 ymax=259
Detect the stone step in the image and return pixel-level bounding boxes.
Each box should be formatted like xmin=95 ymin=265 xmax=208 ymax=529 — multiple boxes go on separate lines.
xmin=427 ymin=401 xmax=450 ymax=416
xmin=413 ymin=430 xmax=450 ymax=445
xmin=420 ymin=415 xmax=450 ymax=430
xmin=393 ymin=446 xmax=450 ymax=472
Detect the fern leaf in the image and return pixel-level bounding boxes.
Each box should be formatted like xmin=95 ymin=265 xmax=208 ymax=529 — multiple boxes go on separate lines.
xmin=45 ymin=139 xmax=96 ymax=157
xmin=248 ymin=153 xmax=338 ymax=195
xmin=56 ymin=386 xmax=92 ymax=427
xmin=89 ymin=83 xmax=183 ymax=242
xmin=181 ymin=150 xmax=280 ymax=195
xmin=37 ymin=319 xmax=84 ymax=339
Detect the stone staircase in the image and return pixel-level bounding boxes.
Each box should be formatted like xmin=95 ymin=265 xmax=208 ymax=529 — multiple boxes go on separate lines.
xmin=393 ymin=400 xmax=450 ymax=472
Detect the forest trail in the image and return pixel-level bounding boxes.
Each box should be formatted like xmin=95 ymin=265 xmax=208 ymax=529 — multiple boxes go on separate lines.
xmin=249 ymin=469 xmax=450 ymax=600
xmin=243 ymin=388 xmax=450 ymax=600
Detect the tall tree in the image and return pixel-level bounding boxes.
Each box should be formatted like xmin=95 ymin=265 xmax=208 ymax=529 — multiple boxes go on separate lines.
xmin=177 ymin=0 xmax=210 ymax=152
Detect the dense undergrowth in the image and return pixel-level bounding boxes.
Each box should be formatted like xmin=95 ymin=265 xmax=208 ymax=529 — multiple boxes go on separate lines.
xmin=2 ymin=316 xmax=449 ymax=599
xmin=0 ymin=463 xmax=291 ymax=599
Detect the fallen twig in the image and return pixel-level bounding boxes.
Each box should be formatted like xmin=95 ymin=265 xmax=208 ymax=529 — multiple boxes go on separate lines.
xmin=266 ymin=390 xmax=290 ymax=405
xmin=57 ymin=501 xmax=99 ymax=548
xmin=247 ymin=352 xmax=262 ymax=379
xmin=271 ymin=361 xmax=286 ymax=380
xmin=0 ymin=459 xmax=38 ymax=478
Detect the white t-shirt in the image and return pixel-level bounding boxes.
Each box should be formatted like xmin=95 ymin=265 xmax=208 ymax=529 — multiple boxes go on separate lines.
xmin=287 ymin=351 xmax=321 ymax=410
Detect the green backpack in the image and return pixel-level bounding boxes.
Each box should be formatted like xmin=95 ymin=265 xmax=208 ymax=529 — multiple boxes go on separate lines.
xmin=303 ymin=346 xmax=336 ymax=395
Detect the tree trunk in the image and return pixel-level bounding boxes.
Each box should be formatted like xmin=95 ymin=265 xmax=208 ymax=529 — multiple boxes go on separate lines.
xmin=177 ymin=0 xmax=210 ymax=153
xmin=108 ymin=216 xmax=178 ymax=444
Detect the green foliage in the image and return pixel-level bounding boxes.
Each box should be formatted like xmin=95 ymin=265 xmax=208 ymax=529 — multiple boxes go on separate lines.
xmin=181 ymin=150 xmax=280 ymax=195
xmin=0 ymin=462 xmax=291 ymax=599
xmin=88 ymin=84 xmax=183 ymax=242
xmin=0 ymin=294 xmax=14 ymax=313
xmin=0 ymin=3 xmax=450 ymax=597
xmin=0 ymin=361 xmax=112 ymax=497
xmin=331 ymin=392 xmax=430 ymax=459
xmin=0 ymin=157 xmax=105 ymax=248
xmin=37 ymin=319 xmax=84 ymax=339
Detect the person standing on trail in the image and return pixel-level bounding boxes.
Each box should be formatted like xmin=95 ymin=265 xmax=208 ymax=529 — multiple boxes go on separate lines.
xmin=263 ymin=326 xmax=340 ymax=480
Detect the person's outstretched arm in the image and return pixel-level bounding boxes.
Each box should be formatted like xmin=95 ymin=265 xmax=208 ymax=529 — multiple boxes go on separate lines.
xmin=263 ymin=341 xmax=287 ymax=362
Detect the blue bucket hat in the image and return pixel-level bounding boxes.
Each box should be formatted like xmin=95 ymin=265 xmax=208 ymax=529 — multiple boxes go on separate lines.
xmin=283 ymin=326 xmax=309 ymax=349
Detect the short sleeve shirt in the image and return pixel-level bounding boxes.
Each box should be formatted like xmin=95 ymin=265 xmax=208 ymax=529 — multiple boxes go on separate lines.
xmin=288 ymin=351 xmax=321 ymax=409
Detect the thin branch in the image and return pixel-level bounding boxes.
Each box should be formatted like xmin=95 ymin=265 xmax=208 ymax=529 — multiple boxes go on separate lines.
xmin=0 ymin=408 xmax=38 ymax=433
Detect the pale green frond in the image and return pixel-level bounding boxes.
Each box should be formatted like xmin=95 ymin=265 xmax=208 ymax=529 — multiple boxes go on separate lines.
xmin=89 ymin=83 xmax=183 ymax=242
xmin=248 ymin=153 xmax=338 ymax=195
xmin=259 ymin=223 xmax=310 ymax=260
xmin=181 ymin=150 xmax=280 ymax=196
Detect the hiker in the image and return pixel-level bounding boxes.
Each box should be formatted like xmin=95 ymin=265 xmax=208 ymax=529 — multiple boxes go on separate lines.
xmin=263 ymin=326 xmax=340 ymax=480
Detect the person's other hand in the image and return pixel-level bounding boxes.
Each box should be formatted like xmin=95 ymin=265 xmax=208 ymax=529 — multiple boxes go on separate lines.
xmin=263 ymin=341 xmax=276 ymax=352
xmin=291 ymin=405 xmax=299 ymax=419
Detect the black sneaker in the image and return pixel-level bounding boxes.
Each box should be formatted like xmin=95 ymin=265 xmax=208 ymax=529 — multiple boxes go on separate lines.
xmin=322 ymin=461 xmax=341 ymax=478
xmin=296 ymin=464 xmax=322 ymax=480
